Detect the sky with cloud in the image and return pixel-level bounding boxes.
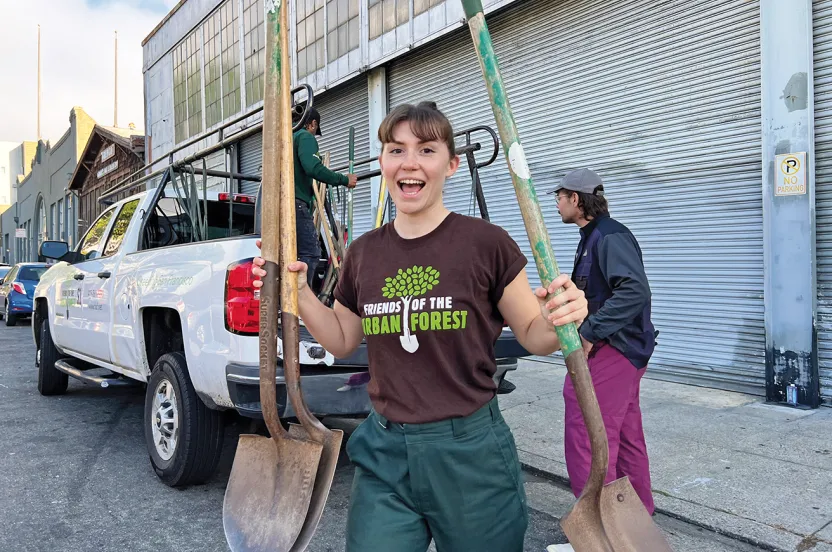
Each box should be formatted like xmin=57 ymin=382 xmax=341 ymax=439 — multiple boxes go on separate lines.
xmin=0 ymin=0 xmax=179 ymax=143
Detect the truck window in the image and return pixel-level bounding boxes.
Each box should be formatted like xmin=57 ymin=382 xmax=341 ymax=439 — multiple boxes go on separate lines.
xmin=77 ymin=207 xmax=117 ymax=261
xmin=102 ymin=199 xmax=140 ymax=257
xmin=141 ymin=176 xmax=256 ymax=251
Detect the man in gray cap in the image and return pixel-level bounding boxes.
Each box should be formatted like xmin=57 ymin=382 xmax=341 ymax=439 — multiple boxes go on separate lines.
xmin=551 ymin=168 xmax=658 ymax=518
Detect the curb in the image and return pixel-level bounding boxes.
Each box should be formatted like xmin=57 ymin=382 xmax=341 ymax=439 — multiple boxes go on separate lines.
xmin=517 ymin=454 xmax=794 ymax=552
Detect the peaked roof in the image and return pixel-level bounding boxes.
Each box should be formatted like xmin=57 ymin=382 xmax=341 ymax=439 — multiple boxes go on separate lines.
xmin=68 ymin=125 xmax=145 ymax=192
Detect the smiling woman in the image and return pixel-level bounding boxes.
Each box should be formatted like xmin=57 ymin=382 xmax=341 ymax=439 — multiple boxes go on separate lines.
xmin=251 ymin=101 xmax=588 ymax=551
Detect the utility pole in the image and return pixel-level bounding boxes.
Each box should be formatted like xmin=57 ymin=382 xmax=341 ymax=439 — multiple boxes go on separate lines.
xmin=114 ymin=30 xmax=118 ymax=127
xmin=37 ymin=24 xmax=41 ymax=140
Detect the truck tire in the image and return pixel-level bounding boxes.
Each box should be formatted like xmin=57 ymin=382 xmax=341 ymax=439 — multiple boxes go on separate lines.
xmin=38 ymin=321 xmax=68 ymax=396
xmin=144 ymin=352 xmax=224 ymax=487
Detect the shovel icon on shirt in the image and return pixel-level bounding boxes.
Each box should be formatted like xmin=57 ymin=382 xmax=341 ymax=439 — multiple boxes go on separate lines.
xmin=400 ymin=333 xmax=419 ymax=353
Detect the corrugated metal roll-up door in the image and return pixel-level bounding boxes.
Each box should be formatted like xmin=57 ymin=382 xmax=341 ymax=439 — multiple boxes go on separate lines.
xmin=314 ymin=76 xmax=372 ymax=238
xmin=388 ymin=0 xmax=765 ymax=394
xmin=238 ymin=133 xmax=263 ymax=195
xmin=813 ymin=0 xmax=832 ymax=404
xmin=199 ymin=149 xmax=227 ymax=192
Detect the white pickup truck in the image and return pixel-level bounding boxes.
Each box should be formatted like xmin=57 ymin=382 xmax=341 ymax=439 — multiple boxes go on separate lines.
xmin=32 ymin=167 xmax=526 ymax=488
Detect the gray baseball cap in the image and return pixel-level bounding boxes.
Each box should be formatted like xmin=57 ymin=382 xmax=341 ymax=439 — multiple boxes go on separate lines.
xmin=550 ymin=168 xmax=604 ymax=195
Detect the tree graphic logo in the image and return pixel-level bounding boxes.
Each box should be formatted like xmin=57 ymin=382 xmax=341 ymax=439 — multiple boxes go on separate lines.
xmin=382 ymin=265 xmax=440 ymax=353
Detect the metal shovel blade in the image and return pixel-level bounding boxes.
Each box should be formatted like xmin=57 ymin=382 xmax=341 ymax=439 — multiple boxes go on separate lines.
xmin=599 ymin=477 xmax=672 ymax=551
xmin=560 ymin=476 xmax=672 ymax=552
xmin=223 ymin=434 xmax=323 ymax=552
xmin=287 ymin=424 xmax=344 ymax=551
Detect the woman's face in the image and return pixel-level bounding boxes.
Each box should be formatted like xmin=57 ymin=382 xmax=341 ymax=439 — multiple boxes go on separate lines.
xmin=379 ymin=121 xmax=459 ymax=217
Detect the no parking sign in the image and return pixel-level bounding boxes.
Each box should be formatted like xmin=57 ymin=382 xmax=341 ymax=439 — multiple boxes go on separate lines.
xmin=775 ymin=152 xmax=807 ymax=196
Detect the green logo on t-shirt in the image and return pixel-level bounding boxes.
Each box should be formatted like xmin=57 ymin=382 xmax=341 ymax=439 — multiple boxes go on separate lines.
xmin=362 ymin=265 xmax=469 ymax=354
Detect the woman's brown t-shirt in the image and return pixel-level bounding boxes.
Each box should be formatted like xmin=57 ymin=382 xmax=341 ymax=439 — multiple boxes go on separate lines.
xmin=335 ymin=212 xmax=527 ymax=423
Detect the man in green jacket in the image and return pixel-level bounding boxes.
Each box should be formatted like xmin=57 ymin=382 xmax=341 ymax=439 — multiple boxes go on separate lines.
xmin=294 ymin=107 xmax=357 ymax=286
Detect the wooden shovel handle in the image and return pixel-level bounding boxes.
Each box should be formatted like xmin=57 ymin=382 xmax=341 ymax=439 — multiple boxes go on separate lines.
xmin=565 ymin=350 xmax=609 ymax=498
xmin=274 ymin=0 xmax=332 ymax=445
xmin=258 ymin=0 xmax=287 ymax=441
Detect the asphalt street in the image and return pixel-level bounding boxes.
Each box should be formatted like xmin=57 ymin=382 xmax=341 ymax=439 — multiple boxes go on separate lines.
xmin=0 ymin=321 xmax=765 ymax=552
xmin=0 ymin=321 xmax=567 ymax=552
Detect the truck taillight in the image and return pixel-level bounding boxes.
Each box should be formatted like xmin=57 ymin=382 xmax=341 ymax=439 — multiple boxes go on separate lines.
xmin=218 ymin=192 xmax=256 ymax=204
xmin=12 ymin=282 xmax=25 ymax=295
xmin=225 ymin=259 xmax=259 ymax=335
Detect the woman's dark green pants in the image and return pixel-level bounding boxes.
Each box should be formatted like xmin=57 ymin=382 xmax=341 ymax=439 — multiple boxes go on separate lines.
xmin=345 ymin=397 xmax=529 ymax=551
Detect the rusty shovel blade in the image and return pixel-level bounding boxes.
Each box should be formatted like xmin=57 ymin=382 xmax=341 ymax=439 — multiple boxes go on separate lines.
xmin=223 ymin=434 xmax=323 ymax=552
xmin=560 ymin=476 xmax=672 ymax=552
xmin=287 ymin=424 xmax=344 ymax=552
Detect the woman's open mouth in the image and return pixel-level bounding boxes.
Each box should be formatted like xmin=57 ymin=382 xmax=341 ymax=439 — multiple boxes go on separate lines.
xmin=398 ymin=179 xmax=425 ymax=197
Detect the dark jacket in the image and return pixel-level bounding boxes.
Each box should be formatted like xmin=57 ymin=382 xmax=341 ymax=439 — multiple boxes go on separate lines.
xmin=293 ymin=128 xmax=350 ymax=208
xmin=572 ymin=215 xmax=657 ymax=368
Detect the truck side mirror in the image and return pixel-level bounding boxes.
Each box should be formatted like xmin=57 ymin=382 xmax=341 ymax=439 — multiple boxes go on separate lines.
xmin=39 ymin=240 xmax=70 ymax=261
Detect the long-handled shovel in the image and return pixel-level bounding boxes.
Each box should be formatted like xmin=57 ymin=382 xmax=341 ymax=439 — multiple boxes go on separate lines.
xmin=459 ymin=2 xmax=672 ymax=551
xmin=222 ymin=2 xmax=324 ymax=550
xmin=282 ymin=146 xmax=345 ymax=551
xmin=276 ymin=22 xmax=344 ymax=552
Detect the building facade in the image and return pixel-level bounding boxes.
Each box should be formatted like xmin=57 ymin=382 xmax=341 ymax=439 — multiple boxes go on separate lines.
xmin=141 ymin=0 xmax=830 ymax=406
xmin=67 ymin=125 xmax=146 ymax=237
xmin=0 ymin=142 xmax=36 ymax=263
xmin=0 ymin=107 xmax=93 ymax=265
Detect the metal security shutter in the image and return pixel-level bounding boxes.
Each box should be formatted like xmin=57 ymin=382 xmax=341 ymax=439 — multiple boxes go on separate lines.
xmin=814 ymin=0 xmax=832 ymax=404
xmin=389 ymin=0 xmax=765 ymax=394
xmin=314 ymin=77 xmax=372 ymax=238
xmin=205 ymin=149 xmax=227 ymax=191
xmin=238 ymin=133 xmax=263 ymax=195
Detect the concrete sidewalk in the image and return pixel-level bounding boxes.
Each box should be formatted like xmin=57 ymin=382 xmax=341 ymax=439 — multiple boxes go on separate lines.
xmin=501 ymin=358 xmax=832 ymax=552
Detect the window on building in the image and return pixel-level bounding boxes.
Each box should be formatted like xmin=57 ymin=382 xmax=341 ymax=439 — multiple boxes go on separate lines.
xmin=186 ymin=33 xmax=203 ymax=138
xmin=173 ymin=41 xmax=189 ymax=143
xmin=297 ymin=0 xmax=325 ymax=78
xmin=370 ymin=0 xmax=408 ymax=40
xmin=205 ymin=10 xmax=223 ymax=128
xmin=50 ymin=203 xmax=56 ymax=240
xmin=173 ymin=31 xmax=203 ymax=143
xmin=65 ymin=194 xmax=73 ymax=248
xmin=38 ymin=201 xmax=47 ymax=247
xmin=327 ymin=0 xmax=359 ymax=63
xmin=244 ymin=0 xmax=265 ymax=107
xmin=221 ymin=0 xmax=241 ymax=118
xmin=414 ymin=0 xmax=443 ymax=16
xmin=57 ymin=198 xmax=63 ymax=241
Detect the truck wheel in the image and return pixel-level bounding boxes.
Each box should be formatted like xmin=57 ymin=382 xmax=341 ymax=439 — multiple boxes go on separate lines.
xmin=38 ymin=321 xmax=68 ymax=395
xmin=5 ymin=302 xmax=16 ymax=326
xmin=144 ymin=352 xmax=224 ymax=487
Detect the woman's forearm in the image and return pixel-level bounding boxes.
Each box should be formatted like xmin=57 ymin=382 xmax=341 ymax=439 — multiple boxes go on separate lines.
xmin=297 ymin=286 xmax=358 ymax=358
xmin=518 ymin=315 xmax=562 ymax=356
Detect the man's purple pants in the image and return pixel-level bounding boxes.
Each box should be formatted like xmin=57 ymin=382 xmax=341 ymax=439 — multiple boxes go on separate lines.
xmin=563 ymin=343 xmax=655 ymax=515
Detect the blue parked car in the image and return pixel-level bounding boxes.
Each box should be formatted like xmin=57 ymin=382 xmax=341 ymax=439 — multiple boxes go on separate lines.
xmin=0 ymin=263 xmax=50 ymax=326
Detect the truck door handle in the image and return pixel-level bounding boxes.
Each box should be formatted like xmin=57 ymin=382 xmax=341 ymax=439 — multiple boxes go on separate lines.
xmin=73 ymin=274 xmax=85 ymax=280
xmin=97 ymin=271 xmax=111 ymax=279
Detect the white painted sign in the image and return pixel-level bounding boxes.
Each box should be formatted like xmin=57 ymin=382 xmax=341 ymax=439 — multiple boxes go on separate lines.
xmin=97 ymin=160 xmax=119 ymax=179
xmin=15 ymin=228 xmax=26 ymax=239
xmin=100 ymin=144 xmax=115 ymax=162
xmin=775 ymin=152 xmax=807 ymax=196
